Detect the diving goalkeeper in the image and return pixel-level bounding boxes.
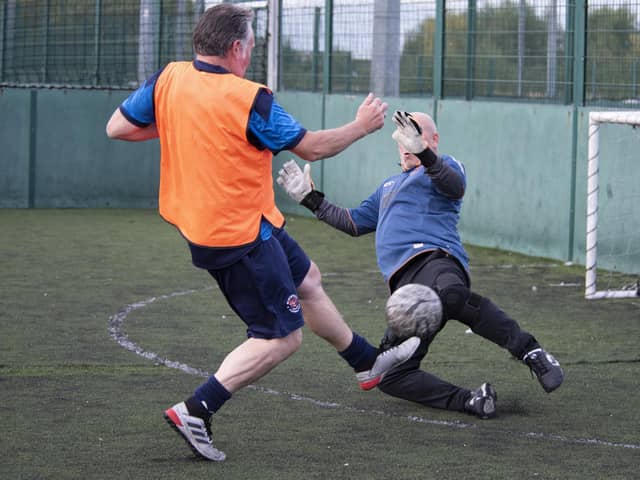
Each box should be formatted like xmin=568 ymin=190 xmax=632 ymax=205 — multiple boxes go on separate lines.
xmin=278 ymin=111 xmax=564 ymax=419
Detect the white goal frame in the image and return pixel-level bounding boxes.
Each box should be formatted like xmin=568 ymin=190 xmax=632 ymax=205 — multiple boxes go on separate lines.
xmin=585 ymin=111 xmax=640 ymax=299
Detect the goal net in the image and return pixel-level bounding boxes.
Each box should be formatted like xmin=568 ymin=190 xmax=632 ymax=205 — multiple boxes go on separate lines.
xmin=585 ymin=111 xmax=640 ymax=299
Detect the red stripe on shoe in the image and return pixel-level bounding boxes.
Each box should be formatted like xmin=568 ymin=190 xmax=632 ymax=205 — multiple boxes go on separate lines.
xmin=359 ymin=376 xmax=381 ymax=391
xmin=165 ymin=408 xmax=183 ymax=427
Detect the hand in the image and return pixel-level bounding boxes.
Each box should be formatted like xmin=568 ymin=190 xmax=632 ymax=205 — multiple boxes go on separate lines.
xmin=276 ymin=159 xmax=314 ymax=203
xmin=356 ymin=93 xmax=389 ymax=135
xmin=391 ymin=111 xmax=428 ymax=154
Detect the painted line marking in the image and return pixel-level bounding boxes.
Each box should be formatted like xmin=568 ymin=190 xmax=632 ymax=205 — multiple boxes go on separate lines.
xmin=108 ymin=287 xmax=640 ymax=451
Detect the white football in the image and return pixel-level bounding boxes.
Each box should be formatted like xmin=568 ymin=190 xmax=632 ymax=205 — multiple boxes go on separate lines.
xmin=385 ymin=283 xmax=443 ymax=341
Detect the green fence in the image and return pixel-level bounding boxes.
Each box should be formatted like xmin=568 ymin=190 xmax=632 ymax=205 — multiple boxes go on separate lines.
xmin=1 ymin=0 xmax=639 ymax=107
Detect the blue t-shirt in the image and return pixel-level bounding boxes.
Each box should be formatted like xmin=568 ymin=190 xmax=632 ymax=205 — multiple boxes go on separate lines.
xmin=119 ymin=60 xmax=307 ymax=269
xmin=348 ymin=157 xmax=469 ymax=282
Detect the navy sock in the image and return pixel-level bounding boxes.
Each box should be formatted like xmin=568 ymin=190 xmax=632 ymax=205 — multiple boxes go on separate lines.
xmin=186 ymin=375 xmax=232 ymax=421
xmin=338 ymin=332 xmax=378 ymax=372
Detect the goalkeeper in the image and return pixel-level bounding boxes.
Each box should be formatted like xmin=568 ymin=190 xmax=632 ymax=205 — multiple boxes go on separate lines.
xmin=278 ymin=110 xmax=564 ymax=419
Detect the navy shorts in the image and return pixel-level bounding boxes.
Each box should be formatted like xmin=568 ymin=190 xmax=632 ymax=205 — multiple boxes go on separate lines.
xmin=208 ymin=227 xmax=310 ymax=339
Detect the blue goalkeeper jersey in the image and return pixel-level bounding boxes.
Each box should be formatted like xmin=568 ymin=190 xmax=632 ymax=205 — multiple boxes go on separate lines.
xmin=348 ymin=156 xmax=469 ymax=283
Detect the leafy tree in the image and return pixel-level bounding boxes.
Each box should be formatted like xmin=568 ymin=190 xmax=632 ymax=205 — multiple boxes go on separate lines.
xmin=586 ymin=6 xmax=640 ymax=102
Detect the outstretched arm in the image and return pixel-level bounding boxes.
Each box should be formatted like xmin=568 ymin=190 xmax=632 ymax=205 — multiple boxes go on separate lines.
xmin=276 ymin=160 xmax=359 ymax=236
xmin=290 ymin=93 xmax=388 ymax=162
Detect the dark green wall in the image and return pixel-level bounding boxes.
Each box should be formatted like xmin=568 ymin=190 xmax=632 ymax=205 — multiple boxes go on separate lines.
xmin=0 ymin=88 xmax=159 ymax=208
xmin=1 ymin=87 xmax=637 ymax=272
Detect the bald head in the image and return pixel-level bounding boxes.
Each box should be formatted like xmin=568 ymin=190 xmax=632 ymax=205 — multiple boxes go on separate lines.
xmin=410 ymin=112 xmax=437 ymax=144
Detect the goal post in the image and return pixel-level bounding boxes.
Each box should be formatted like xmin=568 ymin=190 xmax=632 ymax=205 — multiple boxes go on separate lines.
xmin=585 ymin=111 xmax=640 ymax=299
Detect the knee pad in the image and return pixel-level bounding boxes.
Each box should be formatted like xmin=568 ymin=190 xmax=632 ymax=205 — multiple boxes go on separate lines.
xmin=439 ymin=284 xmax=483 ymax=322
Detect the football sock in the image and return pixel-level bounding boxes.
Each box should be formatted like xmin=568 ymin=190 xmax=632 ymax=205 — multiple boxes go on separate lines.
xmin=186 ymin=375 xmax=232 ymax=421
xmin=338 ymin=332 xmax=378 ymax=372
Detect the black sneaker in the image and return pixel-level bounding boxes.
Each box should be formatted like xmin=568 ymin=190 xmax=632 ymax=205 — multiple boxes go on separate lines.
xmin=523 ymin=348 xmax=564 ymax=393
xmin=464 ymin=383 xmax=497 ymax=419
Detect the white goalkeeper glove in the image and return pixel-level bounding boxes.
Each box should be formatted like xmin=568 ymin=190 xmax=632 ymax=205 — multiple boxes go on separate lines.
xmin=277 ymin=159 xmax=314 ymax=203
xmin=391 ymin=111 xmax=428 ymax=154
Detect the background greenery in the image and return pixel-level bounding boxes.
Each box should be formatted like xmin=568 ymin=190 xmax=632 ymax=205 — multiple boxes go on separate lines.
xmin=2 ymin=0 xmax=639 ymax=105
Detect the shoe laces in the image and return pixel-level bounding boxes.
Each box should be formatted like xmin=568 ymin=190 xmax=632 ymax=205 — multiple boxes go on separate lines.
xmin=525 ymin=350 xmax=549 ymax=375
xmin=203 ymin=417 xmax=213 ymax=444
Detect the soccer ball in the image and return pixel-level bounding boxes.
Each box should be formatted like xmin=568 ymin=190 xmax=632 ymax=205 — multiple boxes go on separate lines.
xmin=385 ymin=283 xmax=443 ymax=341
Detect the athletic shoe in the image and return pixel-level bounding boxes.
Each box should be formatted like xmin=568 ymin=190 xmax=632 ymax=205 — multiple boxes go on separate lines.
xmin=164 ymin=402 xmax=226 ymax=462
xmin=523 ymin=348 xmax=564 ymax=393
xmin=356 ymin=336 xmax=421 ymax=390
xmin=464 ymin=382 xmax=497 ymax=419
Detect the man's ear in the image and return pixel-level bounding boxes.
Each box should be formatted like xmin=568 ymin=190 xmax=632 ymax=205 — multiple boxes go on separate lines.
xmin=231 ymin=39 xmax=242 ymax=56
xmin=431 ymin=132 xmax=440 ymax=150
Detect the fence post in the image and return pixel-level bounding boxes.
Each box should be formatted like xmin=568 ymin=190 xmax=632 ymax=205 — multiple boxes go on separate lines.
xmin=465 ymin=0 xmax=476 ymax=100
xmin=563 ymin=0 xmax=574 ymax=104
xmin=28 ymin=90 xmax=38 ymax=208
xmin=432 ymin=0 xmax=444 ymax=121
xmin=546 ymin=0 xmax=558 ymax=98
xmin=312 ymin=6 xmax=320 ymax=92
xmin=43 ymin=0 xmax=50 ymax=84
xmin=567 ymin=0 xmax=587 ymax=261
xmin=370 ymin=0 xmax=400 ymax=96
xmin=267 ymin=0 xmax=280 ymax=90
xmin=323 ymin=0 xmax=332 ymax=95
xmin=572 ymin=0 xmax=586 ymax=107
xmin=93 ymin=0 xmax=102 ymax=86
xmin=0 ymin=0 xmax=5 ymax=83
xmin=517 ymin=0 xmax=524 ymax=96
xmin=138 ymin=0 xmax=159 ymax=84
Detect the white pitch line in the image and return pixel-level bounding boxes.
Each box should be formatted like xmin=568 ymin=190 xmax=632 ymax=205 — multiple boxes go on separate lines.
xmin=108 ymin=288 xmax=640 ymax=451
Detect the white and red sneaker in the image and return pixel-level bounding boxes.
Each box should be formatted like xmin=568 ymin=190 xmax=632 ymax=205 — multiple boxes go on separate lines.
xmin=164 ymin=402 xmax=226 ymax=461
xmin=356 ymin=336 xmax=421 ymax=390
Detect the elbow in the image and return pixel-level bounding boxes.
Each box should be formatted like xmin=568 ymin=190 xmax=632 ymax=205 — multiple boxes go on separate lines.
xmin=446 ymin=185 xmax=465 ymax=200
xmin=105 ymin=113 xmax=123 ymax=139
xmin=105 ymin=123 xmax=117 ymax=139
xmin=291 ymin=132 xmax=329 ymax=162
xmin=295 ymin=149 xmax=324 ymax=162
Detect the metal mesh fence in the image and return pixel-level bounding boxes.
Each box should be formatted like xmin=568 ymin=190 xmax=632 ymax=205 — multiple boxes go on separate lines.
xmin=1 ymin=0 xmax=638 ymax=107
xmin=443 ymin=0 xmax=572 ymax=101
xmin=586 ymin=0 xmax=640 ymax=105
xmin=0 ymin=0 xmax=267 ymax=88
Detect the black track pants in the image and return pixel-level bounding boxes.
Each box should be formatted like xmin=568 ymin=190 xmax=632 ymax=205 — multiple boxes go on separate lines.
xmin=378 ymin=251 xmax=539 ymax=411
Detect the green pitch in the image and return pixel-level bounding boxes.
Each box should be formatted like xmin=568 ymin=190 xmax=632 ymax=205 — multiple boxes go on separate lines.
xmin=1 ymin=209 xmax=638 ymax=479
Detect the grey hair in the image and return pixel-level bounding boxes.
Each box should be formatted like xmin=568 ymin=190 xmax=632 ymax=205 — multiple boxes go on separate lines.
xmin=192 ymin=3 xmax=254 ymax=57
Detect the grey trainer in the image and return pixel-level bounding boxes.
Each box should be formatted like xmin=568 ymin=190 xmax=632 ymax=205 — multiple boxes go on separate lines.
xmin=356 ymin=336 xmax=421 ymax=390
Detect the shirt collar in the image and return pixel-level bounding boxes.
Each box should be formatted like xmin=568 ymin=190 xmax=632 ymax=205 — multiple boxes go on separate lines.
xmin=193 ymin=59 xmax=231 ymax=74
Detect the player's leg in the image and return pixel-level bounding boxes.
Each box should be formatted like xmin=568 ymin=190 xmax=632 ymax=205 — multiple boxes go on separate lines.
xmin=276 ymin=227 xmax=420 ymax=390
xmin=213 ymin=332 xmax=302 ymax=392
xmin=164 ymin=332 xmax=301 ymax=462
xmin=377 ymin=328 xmax=496 ymax=419
xmin=165 ymin=233 xmax=304 ymax=461
xmin=420 ymin=257 xmax=563 ymax=393
xmin=295 ymin=260 xmax=352 ymax=350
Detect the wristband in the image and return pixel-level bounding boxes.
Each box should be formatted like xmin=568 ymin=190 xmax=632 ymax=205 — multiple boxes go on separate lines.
xmin=300 ymin=190 xmax=325 ymax=212
xmin=416 ymin=147 xmax=439 ymax=169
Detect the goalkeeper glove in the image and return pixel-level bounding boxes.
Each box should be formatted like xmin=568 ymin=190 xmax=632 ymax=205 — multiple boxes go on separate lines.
xmin=391 ymin=110 xmax=439 ymax=169
xmin=276 ymin=159 xmax=325 ymax=212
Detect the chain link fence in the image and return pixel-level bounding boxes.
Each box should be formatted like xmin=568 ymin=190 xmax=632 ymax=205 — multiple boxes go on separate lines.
xmin=1 ymin=0 xmax=638 ymax=106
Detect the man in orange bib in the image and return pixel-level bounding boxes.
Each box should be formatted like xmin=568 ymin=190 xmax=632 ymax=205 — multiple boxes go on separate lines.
xmin=106 ymin=3 xmax=419 ymax=462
